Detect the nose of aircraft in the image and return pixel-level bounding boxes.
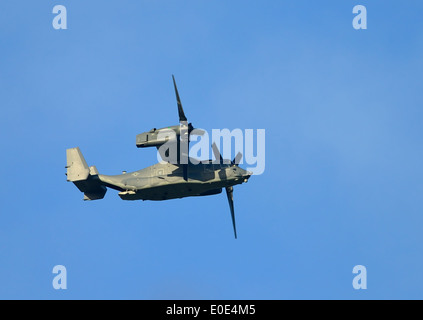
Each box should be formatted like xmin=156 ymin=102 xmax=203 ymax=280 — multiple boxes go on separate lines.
xmin=232 ymin=166 xmax=253 ymax=182
xmin=241 ymin=170 xmax=253 ymax=182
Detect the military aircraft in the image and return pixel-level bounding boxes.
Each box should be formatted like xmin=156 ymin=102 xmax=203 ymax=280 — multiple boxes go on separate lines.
xmin=66 ymin=76 xmax=252 ymax=238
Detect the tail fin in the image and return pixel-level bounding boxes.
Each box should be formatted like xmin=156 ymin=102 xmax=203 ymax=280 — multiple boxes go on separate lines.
xmin=66 ymin=147 xmax=107 ymax=201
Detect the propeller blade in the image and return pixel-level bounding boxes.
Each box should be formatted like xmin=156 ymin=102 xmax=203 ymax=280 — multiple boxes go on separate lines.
xmin=172 ymin=76 xmax=203 ymax=141
xmin=212 ymin=142 xmax=223 ymax=163
xmin=225 ymin=186 xmax=237 ymax=239
xmin=172 ymin=75 xmax=187 ymax=122
xmin=190 ymin=128 xmax=206 ymax=136
xmin=232 ymin=152 xmax=243 ymax=166
xmin=183 ymin=163 xmax=188 ymax=181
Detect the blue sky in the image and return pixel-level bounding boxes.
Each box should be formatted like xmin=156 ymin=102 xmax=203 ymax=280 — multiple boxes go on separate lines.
xmin=1 ymin=0 xmax=423 ymax=299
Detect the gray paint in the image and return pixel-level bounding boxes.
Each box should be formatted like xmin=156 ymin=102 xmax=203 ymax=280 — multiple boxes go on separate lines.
xmin=65 ymin=76 xmax=252 ymax=238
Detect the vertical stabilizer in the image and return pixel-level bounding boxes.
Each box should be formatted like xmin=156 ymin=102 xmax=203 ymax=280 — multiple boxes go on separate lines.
xmin=66 ymin=147 xmax=107 ymax=200
xmin=66 ymin=147 xmax=90 ymax=182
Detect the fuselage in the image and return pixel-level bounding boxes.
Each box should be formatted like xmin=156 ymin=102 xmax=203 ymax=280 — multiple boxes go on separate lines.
xmin=98 ymin=159 xmax=251 ymax=201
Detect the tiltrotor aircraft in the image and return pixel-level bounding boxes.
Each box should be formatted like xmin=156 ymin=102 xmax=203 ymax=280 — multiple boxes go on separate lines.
xmin=66 ymin=76 xmax=252 ymax=238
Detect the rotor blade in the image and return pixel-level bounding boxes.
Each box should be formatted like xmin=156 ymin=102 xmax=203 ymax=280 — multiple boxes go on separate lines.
xmin=225 ymin=186 xmax=237 ymax=239
xmin=212 ymin=142 xmax=223 ymax=163
xmin=190 ymin=128 xmax=206 ymax=136
xmin=172 ymin=75 xmax=187 ymax=122
xmin=232 ymin=152 xmax=243 ymax=165
xmin=183 ymin=163 xmax=188 ymax=181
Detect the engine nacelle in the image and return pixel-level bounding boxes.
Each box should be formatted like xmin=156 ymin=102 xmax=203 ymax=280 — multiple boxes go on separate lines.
xmin=136 ymin=125 xmax=180 ymax=148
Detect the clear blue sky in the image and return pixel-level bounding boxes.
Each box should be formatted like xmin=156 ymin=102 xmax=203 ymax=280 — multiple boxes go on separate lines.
xmin=1 ymin=0 xmax=423 ymax=299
